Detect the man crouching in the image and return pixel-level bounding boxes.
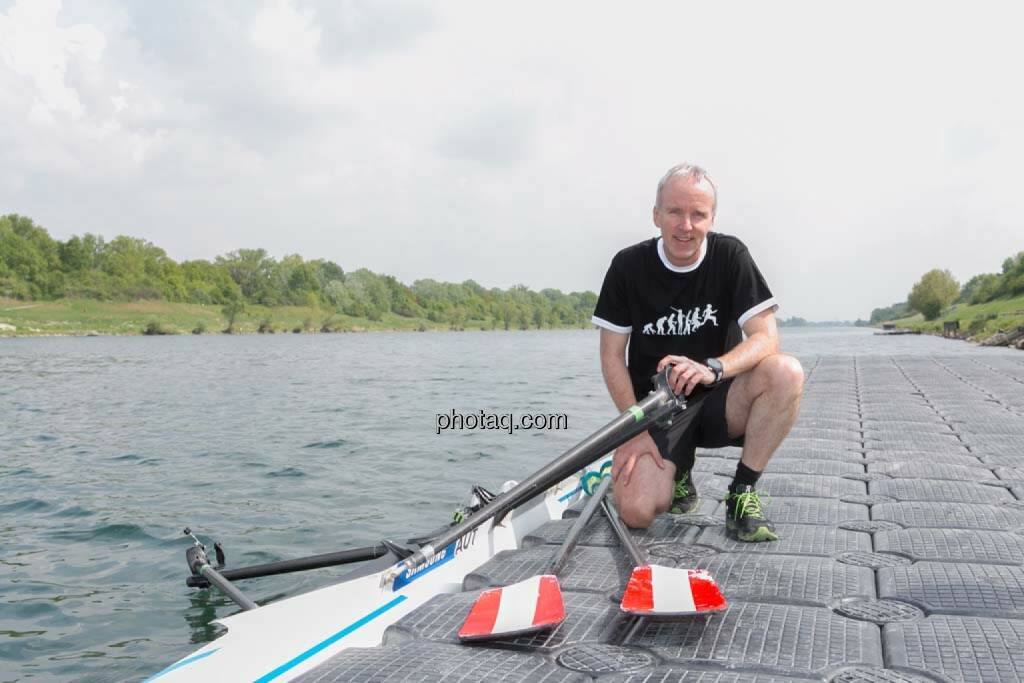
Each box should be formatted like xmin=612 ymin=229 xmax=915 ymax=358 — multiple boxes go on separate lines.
xmin=592 ymin=163 xmax=803 ymax=541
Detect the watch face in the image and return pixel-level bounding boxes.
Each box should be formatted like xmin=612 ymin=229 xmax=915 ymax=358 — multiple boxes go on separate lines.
xmin=706 ymin=358 xmax=723 ymax=382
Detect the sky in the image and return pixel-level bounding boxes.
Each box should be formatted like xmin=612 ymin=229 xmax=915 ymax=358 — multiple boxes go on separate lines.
xmin=1 ymin=0 xmax=1021 ymax=321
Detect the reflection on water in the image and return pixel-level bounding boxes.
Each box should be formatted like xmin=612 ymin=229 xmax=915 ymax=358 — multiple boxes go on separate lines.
xmin=0 ymin=328 xmax=1019 ymax=680
xmin=185 ymin=594 xmax=228 ymax=645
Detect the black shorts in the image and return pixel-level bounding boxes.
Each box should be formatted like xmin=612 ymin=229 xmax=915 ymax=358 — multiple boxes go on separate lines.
xmin=648 ymin=378 xmax=743 ymax=473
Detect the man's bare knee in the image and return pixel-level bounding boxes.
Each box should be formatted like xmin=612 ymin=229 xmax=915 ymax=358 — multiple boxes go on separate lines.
xmin=617 ymin=498 xmax=657 ymax=529
xmin=762 ymin=354 xmax=804 ymax=398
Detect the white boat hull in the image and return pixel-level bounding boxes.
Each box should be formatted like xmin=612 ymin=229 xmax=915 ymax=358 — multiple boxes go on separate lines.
xmin=147 ymin=469 xmax=593 ymax=682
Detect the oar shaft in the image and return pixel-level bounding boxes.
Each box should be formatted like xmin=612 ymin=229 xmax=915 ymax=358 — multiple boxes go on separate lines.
xmin=548 ymin=475 xmax=612 ymax=576
xmin=185 ymin=544 xmax=388 ymax=587
xmin=199 ymin=565 xmax=260 ymax=611
xmin=600 ymin=497 xmax=647 ymax=567
xmin=385 ymin=372 xmax=682 ymax=585
xmin=186 ymin=545 xmax=259 ymax=611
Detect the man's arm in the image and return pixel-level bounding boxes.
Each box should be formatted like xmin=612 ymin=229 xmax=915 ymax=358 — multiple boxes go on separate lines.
xmin=717 ymin=308 xmax=779 ymax=379
xmin=598 ymin=327 xmax=665 ymax=484
xmin=599 ymin=328 xmax=639 ymax=412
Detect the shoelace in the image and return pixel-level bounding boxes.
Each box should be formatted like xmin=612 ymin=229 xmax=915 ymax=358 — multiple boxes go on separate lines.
xmin=674 ymin=473 xmax=692 ymax=499
xmin=731 ymin=489 xmax=766 ymax=520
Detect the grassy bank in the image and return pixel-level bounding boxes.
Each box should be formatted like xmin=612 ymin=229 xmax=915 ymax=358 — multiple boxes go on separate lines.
xmin=886 ymin=293 xmax=1024 ymax=340
xmin=0 ymin=299 xmax=588 ymax=337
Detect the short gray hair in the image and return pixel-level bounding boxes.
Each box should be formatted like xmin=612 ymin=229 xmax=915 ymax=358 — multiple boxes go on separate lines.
xmin=655 ymin=163 xmax=717 ymax=213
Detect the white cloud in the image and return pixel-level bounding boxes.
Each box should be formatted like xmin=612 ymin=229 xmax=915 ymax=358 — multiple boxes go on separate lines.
xmin=249 ymin=0 xmax=321 ymax=66
xmin=0 ymin=0 xmax=172 ymax=186
xmin=0 ymin=0 xmax=105 ymax=120
xmin=1 ymin=0 xmax=1022 ymax=320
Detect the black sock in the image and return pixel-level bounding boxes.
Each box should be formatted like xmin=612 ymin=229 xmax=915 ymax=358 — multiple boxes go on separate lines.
xmin=730 ymin=462 xmax=761 ymax=492
xmin=674 ymin=447 xmax=697 ymax=482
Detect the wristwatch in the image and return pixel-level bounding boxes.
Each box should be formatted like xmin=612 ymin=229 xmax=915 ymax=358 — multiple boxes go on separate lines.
xmin=705 ymin=357 xmax=725 ymax=386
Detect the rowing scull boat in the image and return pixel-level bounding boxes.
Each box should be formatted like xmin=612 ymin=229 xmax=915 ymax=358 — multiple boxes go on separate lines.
xmin=148 ymin=368 xmax=685 ymax=682
xmin=148 ymin=472 xmax=586 ymax=681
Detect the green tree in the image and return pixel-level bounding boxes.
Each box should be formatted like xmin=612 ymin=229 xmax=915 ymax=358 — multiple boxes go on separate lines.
xmin=277 ymin=254 xmax=322 ymax=305
xmin=0 ymin=214 xmax=63 ymax=298
xmin=181 ymin=259 xmax=241 ymax=304
xmin=0 ymin=213 xmax=603 ymax=328
xmin=216 ymin=249 xmax=278 ymax=304
xmin=958 ymin=273 xmax=1000 ymax=305
xmin=869 ymin=301 xmax=911 ymax=324
xmin=383 ymin=275 xmax=421 ymax=317
xmin=93 ymin=235 xmax=181 ymax=300
xmin=222 ymin=300 xmax=246 ymax=333
xmin=312 ymin=260 xmax=345 ymax=290
xmin=59 ymin=234 xmax=102 ymax=272
xmin=908 ymin=269 xmax=959 ymax=321
xmin=996 ymin=251 xmax=1024 ymax=298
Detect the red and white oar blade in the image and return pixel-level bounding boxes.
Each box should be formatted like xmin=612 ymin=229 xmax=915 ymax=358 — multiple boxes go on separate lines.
xmin=620 ymin=565 xmax=727 ymax=616
xmin=458 ymin=575 xmax=565 ymax=641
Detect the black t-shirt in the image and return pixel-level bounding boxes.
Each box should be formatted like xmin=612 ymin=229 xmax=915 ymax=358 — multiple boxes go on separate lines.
xmin=592 ymin=233 xmax=777 ymax=400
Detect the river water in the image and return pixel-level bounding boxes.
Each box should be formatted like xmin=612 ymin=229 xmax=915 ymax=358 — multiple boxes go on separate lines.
xmin=1 ymin=327 xmax=1019 ymax=681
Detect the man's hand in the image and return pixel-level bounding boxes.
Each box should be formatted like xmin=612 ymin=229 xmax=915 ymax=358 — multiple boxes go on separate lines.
xmin=612 ymin=431 xmax=664 ymax=487
xmin=657 ymin=355 xmax=716 ymax=396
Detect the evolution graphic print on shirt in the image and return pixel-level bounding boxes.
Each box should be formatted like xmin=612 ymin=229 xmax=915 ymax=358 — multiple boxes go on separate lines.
xmin=640 ymin=303 xmax=718 ymax=336
xmin=592 ymin=233 xmax=778 ymax=400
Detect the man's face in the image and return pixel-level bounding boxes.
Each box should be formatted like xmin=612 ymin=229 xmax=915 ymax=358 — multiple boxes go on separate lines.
xmin=652 ymin=176 xmax=715 ymax=267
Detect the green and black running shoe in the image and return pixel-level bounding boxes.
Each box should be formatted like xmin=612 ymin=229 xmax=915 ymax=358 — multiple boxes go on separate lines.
xmin=669 ymin=470 xmax=699 ymax=514
xmin=725 ymin=485 xmax=779 ymax=542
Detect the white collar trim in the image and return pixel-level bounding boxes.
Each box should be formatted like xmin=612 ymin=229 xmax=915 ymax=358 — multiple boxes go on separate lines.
xmin=657 ymin=236 xmax=707 ymax=273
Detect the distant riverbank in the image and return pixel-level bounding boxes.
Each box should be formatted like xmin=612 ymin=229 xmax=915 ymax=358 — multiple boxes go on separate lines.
xmin=879 ymin=293 xmax=1024 ymax=349
xmin=0 ymin=298 xmax=590 ymax=337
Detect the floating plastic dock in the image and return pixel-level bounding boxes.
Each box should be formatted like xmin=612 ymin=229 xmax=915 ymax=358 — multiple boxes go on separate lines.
xmin=296 ymin=355 xmax=1024 ymax=682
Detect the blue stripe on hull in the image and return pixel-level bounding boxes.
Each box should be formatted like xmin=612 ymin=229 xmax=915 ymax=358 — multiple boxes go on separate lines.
xmin=143 ymin=648 xmax=219 ymax=681
xmin=254 ymin=595 xmax=407 ymax=682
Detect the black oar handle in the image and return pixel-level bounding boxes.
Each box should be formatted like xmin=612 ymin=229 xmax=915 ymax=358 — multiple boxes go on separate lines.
xmin=186 ymin=544 xmax=388 ymax=587
xmin=382 ymin=368 xmax=684 ymax=587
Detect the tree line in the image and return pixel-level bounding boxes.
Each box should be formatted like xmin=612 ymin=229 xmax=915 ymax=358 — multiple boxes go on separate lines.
xmin=0 ymin=213 xmax=598 ymax=329
xmin=870 ymin=251 xmax=1024 ymax=324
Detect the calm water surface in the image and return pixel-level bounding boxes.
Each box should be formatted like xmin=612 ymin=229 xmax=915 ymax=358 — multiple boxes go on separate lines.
xmin=1 ymin=327 xmax=1019 ymax=681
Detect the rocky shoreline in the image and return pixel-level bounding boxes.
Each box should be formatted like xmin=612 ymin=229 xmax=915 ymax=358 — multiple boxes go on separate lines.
xmin=899 ymin=325 xmax=1024 ymax=351
xmin=979 ymin=326 xmax=1024 ymax=349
